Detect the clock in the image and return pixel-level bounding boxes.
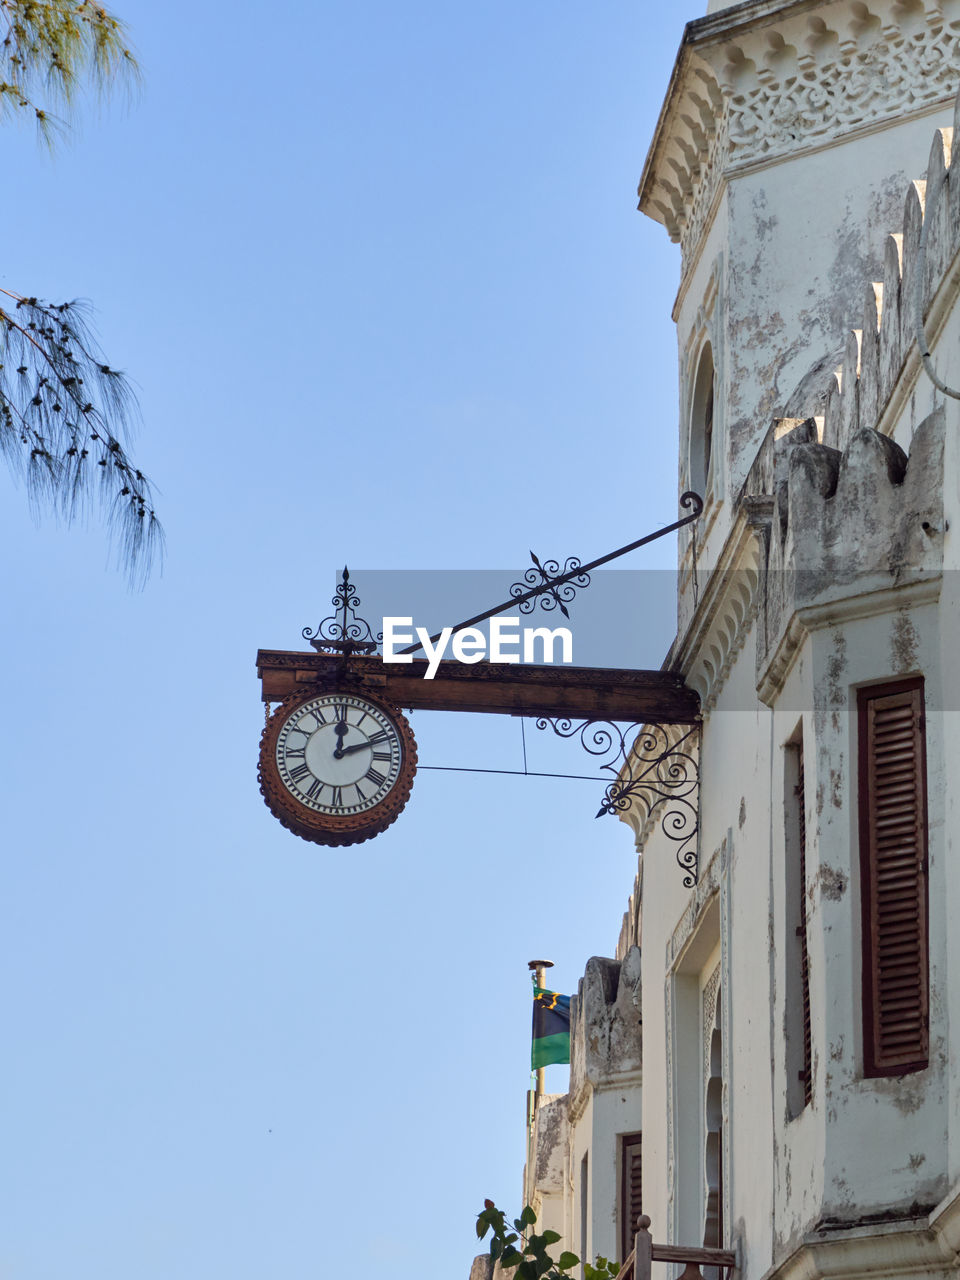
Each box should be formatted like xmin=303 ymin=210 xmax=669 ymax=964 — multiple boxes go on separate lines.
xmin=258 ymin=689 xmax=417 ymax=846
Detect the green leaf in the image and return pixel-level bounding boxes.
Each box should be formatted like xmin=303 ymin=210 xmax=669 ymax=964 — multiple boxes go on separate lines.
xmin=558 ymin=1253 xmax=580 ymax=1270
xmin=521 ymin=1205 xmax=537 ymax=1226
xmin=517 ymin=1262 xmax=538 ymax=1280
xmin=502 ymin=1247 xmax=524 ymax=1268
xmin=491 ymin=1238 xmax=504 ymax=1260
xmin=476 ymin=1217 xmax=488 ymax=1239
xmin=541 ymin=1230 xmax=562 ymax=1246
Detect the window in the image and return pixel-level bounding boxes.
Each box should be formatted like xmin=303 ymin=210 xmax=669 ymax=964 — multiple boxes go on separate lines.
xmin=858 ymin=678 xmax=929 ymax=1077
xmin=702 ymin=980 xmax=722 ymax=1259
xmin=689 ymin=344 xmax=715 ymax=498
xmin=620 ymin=1132 xmax=642 ymax=1264
xmin=785 ymin=728 xmax=812 ymax=1115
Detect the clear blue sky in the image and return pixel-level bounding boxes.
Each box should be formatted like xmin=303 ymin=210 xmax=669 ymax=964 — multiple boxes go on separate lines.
xmin=0 ymin=4 xmax=689 ymax=1276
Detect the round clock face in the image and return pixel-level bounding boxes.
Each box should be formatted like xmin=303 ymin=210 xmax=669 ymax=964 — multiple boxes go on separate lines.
xmin=259 ymin=690 xmax=417 ymax=846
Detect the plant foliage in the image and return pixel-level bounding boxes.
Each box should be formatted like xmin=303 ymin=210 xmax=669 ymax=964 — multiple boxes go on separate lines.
xmin=476 ymin=1201 xmax=621 ymax=1280
xmin=0 ymin=291 xmax=162 ymax=583
xmin=0 ymin=2 xmax=161 ymax=582
xmin=0 ymin=0 xmax=138 ymax=141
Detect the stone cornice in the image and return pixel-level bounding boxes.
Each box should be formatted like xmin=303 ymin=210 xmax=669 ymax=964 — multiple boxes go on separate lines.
xmin=760 ymin=1209 xmax=960 ymax=1280
xmin=756 ymin=574 xmax=942 ymax=705
xmin=639 ymin=0 xmax=960 ymax=266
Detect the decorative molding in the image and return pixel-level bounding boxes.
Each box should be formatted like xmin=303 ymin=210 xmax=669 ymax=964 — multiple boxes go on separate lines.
xmin=757 ymin=574 xmax=942 ymax=705
xmin=666 ymin=965 xmax=677 ymax=1243
xmin=666 ymin=839 xmax=726 ymax=973
xmin=674 ymin=505 xmax=766 ymax=716
xmin=639 ymin=0 xmax=960 ymax=266
xmin=759 ymin=1212 xmax=960 ymax=1280
xmin=719 ymin=830 xmax=733 ymax=1248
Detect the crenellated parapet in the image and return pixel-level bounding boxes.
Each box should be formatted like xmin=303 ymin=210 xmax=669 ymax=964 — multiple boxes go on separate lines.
xmin=568 ymin=949 xmax=642 ymax=1119
xmin=757 ymin=409 xmax=944 ymax=703
xmin=640 ymin=0 xmax=960 ymax=265
xmin=807 ymin=115 xmax=960 ymax=452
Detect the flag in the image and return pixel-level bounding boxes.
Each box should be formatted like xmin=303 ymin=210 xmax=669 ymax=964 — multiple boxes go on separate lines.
xmin=532 ymin=986 xmax=571 ymax=1068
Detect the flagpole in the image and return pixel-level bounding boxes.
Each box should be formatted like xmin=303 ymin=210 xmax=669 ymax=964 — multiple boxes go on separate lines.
xmin=528 ymin=958 xmax=554 ymax=1104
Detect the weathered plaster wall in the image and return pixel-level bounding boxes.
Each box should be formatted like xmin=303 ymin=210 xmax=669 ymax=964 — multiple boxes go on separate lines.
xmin=677 ymin=112 xmax=950 ymax=624
xmin=523 ymin=1092 xmax=569 ymax=1245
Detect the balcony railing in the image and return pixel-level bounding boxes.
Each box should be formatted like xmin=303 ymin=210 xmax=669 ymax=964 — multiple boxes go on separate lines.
xmin=614 ymin=1216 xmax=737 ymax=1280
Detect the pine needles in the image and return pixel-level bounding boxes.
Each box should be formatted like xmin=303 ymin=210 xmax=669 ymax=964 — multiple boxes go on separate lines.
xmin=0 ymin=2 xmax=162 ymax=584
xmin=0 ymin=0 xmax=138 ymax=142
xmin=0 ymin=291 xmax=163 ymax=585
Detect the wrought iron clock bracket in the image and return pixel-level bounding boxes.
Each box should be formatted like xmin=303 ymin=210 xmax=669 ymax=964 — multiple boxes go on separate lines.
xmin=534 ymin=718 xmax=702 ymax=887
xmin=268 ymin=493 xmax=706 ymax=884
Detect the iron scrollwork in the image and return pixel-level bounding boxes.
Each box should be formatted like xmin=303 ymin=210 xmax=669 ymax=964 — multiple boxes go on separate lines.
xmin=302 ymin=566 xmax=382 ymax=654
xmin=510 ymin=553 xmax=590 ymax=619
xmin=536 ymin=718 xmax=701 ymax=887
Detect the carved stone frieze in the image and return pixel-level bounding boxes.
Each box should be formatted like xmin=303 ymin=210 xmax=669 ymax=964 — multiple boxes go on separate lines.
xmin=639 ymin=0 xmax=960 ymax=265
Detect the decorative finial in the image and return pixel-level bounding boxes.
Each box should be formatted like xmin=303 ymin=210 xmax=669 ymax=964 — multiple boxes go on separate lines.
xmin=301 ymin=566 xmax=382 ymax=654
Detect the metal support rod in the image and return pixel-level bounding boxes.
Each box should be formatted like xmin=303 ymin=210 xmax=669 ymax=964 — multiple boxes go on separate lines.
xmin=399 ymin=492 xmax=703 ymax=655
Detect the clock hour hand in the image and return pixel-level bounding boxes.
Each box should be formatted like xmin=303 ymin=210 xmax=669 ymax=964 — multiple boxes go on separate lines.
xmin=332 ymin=711 xmax=349 ymax=758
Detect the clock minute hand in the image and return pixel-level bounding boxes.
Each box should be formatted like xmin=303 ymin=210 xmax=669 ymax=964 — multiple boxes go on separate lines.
xmin=338 ymin=738 xmax=373 ymax=757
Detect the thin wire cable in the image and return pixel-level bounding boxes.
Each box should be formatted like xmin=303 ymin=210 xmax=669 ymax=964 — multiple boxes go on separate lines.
xmin=418 ymin=764 xmax=608 ymax=781
xmin=520 ymin=717 xmax=529 ymax=775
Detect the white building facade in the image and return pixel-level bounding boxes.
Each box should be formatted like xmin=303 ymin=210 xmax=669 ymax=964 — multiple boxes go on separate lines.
xmin=473 ymin=2 xmax=960 ymax=1279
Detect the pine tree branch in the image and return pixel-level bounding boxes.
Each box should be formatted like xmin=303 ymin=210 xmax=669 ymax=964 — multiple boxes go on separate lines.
xmin=0 ymin=292 xmax=163 ymax=585
xmin=0 ymin=0 xmax=138 ymax=142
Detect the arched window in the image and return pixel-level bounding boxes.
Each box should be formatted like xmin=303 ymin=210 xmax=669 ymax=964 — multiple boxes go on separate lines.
xmin=689 ymin=344 xmax=715 ymax=498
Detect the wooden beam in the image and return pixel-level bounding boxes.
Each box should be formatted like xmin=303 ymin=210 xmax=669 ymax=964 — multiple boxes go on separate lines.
xmin=256 ymin=650 xmax=700 ymax=724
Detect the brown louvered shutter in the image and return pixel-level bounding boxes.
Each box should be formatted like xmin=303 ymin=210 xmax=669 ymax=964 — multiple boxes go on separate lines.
xmin=797 ymin=749 xmax=813 ymax=1106
xmin=858 ymin=678 xmax=929 ymax=1077
xmin=620 ymin=1132 xmax=642 ymax=1264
